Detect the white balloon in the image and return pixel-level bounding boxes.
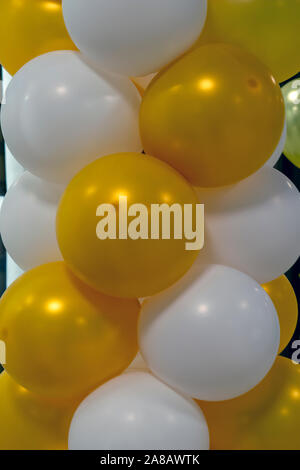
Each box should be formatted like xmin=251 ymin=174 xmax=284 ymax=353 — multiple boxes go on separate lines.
xmin=69 ymin=371 xmax=210 ymax=450
xmin=0 ymin=172 xmax=64 ymax=270
xmin=1 ymin=51 xmax=142 ymax=184
xmin=265 ymin=119 xmax=287 ymax=167
xmin=139 ymin=264 xmax=280 ymax=401
xmin=196 ymin=167 xmax=300 ymax=284
xmin=62 ymin=0 xmax=207 ymax=76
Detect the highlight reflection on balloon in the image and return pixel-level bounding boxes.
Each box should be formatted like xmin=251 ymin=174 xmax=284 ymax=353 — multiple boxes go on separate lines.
xmin=198 ymin=0 xmax=300 ymax=83
xmin=0 ymin=372 xmax=77 ymax=450
xmin=282 ymin=79 xmax=300 ymax=168
xmin=140 ymin=44 xmax=285 ymax=187
xmin=262 ymin=276 xmax=298 ymax=353
xmin=0 ymin=262 xmax=140 ymax=400
xmin=198 ymin=357 xmax=300 ymax=450
xmin=0 ymin=0 xmax=76 ymax=75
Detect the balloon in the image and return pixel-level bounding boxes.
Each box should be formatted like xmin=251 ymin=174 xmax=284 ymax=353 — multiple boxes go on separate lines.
xmin=0 ymin=0 xmax=76 ymax=76
xmin=68 ymin=371 xmax=210 ymax=450
xmin=198 ymin=357 xmax=300 ymax=450
xmin=196 ymin=167 xmax=300 ymax=284
xmin=1 ymin=51 xmax=142 ymax=184
xmin=198 ymin=0 xmax=300 ymax=83
xmin=62 ymin=0 xmax=207 ymax=77
xmin=0 ymin=372 xmax=77 ymax=450
xmin=0 ymin=172 xmax=64 ymax=271
xmin=140 ymin=44 xmax=285 ymax=187
xmin=139 ymin=264 xmax=280 ymax=401
xmin=262 ymin=276 xmax=298 ymax=354
xmin=282 ymin=79 xmax=300 ymax=168
xmin=0 ymin=262 xmax=139 ymax=400
xmin=56 ymin=152 xmax=200 ymax=299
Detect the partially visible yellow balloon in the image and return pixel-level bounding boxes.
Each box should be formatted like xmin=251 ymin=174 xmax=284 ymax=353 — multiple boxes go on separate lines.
xmin=0 ymin=0 xmax=76 ymax=75
xmin=140 ymin=44 xmax=285 ymax=188
xmin=198 ymin=357 xmax=300 ymax=450
xmin=0 ymin=262 xmax=139 ymax=400
xmin=0 ymin=372 xmax=77 ymax=450
xmin=57 ymin=153 xmax=200 ymax=298
xmin=262 ymin=276 xmax=298 ymax=353
xmin=198 ymin=0 xmax=300 ymax=83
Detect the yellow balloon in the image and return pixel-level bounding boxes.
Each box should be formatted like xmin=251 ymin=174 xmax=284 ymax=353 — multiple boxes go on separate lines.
xmin=198 ymin=357 xmax=300 ymax=450
xmin=0 ymin=262 xmax=139 ymax=400
xmin=198 ymin=0 xmax=300 ymax=83
xmin=0 ymin=372 xmax=78 ymax=450
xmin=0 ymin=0 xmax=76 ymax=75
xmin=140 ymin=44 xmax=285 ymax=188
xmin=56 ymin=153 xmax=200 ymax=298
xmin=262 ymin=276 xmax=298 ymax=354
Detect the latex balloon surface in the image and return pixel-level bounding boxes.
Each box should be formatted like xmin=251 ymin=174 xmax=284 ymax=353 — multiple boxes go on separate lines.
xmin=0 ymin=172 xmax=64 ymax=271
xmin=262 ymin=276 xmax=298 ymax=354
xmin=69 ymin=371 xmax=210 ymax=450
xmin=0 ymin=262 xmax=139 ymax=400
xmin=196 ymin=167 xmax=300 ymax=284
xmin=62 ymin=0 xmax=207 ymax=76
xmin=56 ymin=153 xmax=200 ymax=299
xmin=198 ymin=357 xmax=300 ymax=450
xmin=0 ymin=0 xmax=76 ymax=75
xmin=139 ymin=264 xmax=280 ymax=401
xmin=1 ymin=51 xmax=141 ymax=184
xmin=198 ymin=0 xmax=300 ymax=83
xmin=282 ymin=79 xmax=300 ymax=168
xmin=0 ymin=372 xmax=77 ymax=450
xmin=140 ymin=44 xmax=285 ymax=187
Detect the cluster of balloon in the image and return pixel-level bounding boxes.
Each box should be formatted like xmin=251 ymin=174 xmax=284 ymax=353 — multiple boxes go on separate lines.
xmin=0 ymin=0 xmax=299 ymax=451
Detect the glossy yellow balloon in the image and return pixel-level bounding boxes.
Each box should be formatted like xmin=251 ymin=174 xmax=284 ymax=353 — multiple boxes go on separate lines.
xmin=0 ymin=0 xmax=76 ymax=75
xmin=57 ymin=153 xmax=200 ymax=298
xmin=140 ymin=44 xmax=285 ymax=188
xmin=198 ymin=357 xmax=300 ymax=450
xmin=262 ymin=276 xmax=298 ymax=354
xmin=198 ymin=0 xmax=300 ymax=83
xmin=0 ymin=372 xmax=78 ymax=450
xmin=0 ymin=262 xmax=139 ymax=400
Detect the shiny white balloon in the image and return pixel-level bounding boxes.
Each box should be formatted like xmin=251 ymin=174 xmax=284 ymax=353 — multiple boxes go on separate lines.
xmin=69 ymin=371 xmax=210 ymax=450
xmin=196 ymin=167 xmax=300 ymax=284
xmin=1 ymin=51 xmax=141 ymax=184
xmin=139 ymin=264 xmax=280 ymax=401
xmin=62 ymin=0 xmax=207 ymax=76
xmin=0 ymin=172 xmax=63 ymax=271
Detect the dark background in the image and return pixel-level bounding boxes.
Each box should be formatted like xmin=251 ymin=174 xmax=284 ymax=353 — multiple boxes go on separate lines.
xmin=0 ymin=69 xmax=298 ymax=373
